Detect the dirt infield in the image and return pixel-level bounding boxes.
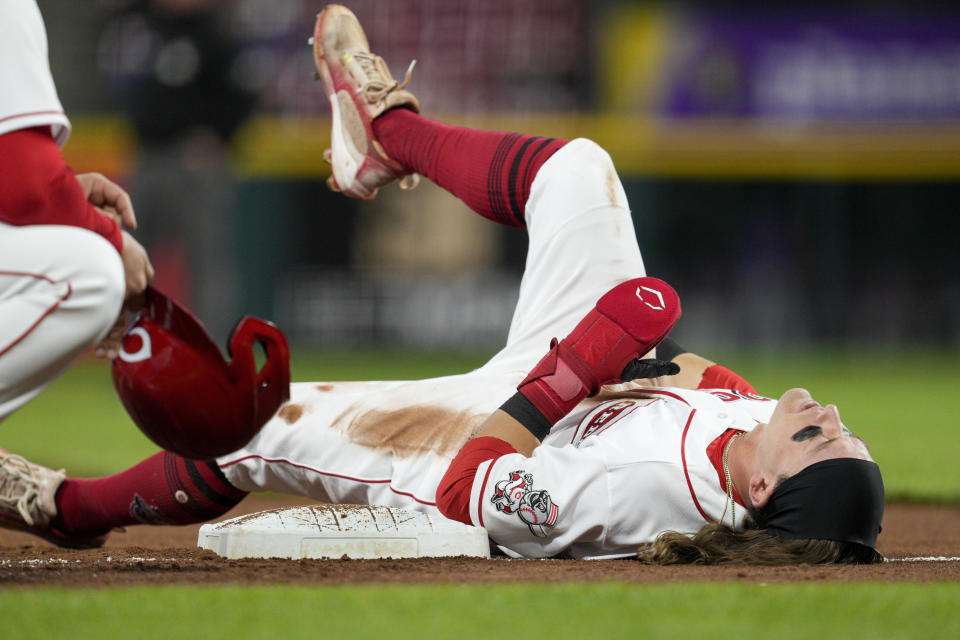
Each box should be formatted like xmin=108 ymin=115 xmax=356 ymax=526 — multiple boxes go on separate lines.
xmin=2 ymin=497 xmax=957 ymax=587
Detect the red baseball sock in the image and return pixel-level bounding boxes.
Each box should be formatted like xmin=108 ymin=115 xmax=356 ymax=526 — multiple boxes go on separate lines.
xmin=372 ymin=109 xmax=567 ymax=227
xmin=52 ymin=452 xmax=247 ymax=536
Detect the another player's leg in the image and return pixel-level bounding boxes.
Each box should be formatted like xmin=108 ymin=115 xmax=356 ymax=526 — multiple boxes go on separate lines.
xmin=0 ymin=225 xmax=125 ymax=419
xmin=0 ymin=449 xmax=248 ymax=547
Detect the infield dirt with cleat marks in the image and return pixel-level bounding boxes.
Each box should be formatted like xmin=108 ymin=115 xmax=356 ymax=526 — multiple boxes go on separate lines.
xmin=2 ymin=496 xmax=957 ymax=587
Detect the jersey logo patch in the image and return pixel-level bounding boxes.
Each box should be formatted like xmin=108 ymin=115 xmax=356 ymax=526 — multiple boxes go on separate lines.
xmin=573 ymin=400 xmax=638 ymax=445
xmin=490 ymin=470 xmax=559 ymax=537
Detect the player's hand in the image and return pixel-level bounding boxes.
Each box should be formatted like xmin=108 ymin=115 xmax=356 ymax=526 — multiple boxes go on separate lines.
xmin=94 ymin=313 xmax=126 ymax=360
xmin=120 ymin=230 xmax=154 ymax=297
xmin=620 ymin=358 xmax=679 ymax=382
xmin=75 ymin=172 xmax=137 ymax=229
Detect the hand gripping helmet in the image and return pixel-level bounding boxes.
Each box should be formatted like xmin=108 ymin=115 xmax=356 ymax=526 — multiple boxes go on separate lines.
xmin=112 ymin=286 xmax=291 ymax=460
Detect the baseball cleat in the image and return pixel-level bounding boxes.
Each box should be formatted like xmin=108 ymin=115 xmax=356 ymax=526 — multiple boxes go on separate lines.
xmin=312 ymin=4 xmax=420 ymax=199
xmin=0 ymin=453 xmax=107 ymax=549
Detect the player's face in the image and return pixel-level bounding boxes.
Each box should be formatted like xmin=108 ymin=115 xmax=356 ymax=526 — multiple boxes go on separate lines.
xmin=756 ymin=388 xmax=872 ymax=482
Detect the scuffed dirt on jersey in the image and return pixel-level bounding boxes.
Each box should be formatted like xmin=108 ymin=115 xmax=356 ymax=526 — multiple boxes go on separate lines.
xmin=604 ymin=168 xmax=620 ymax=209
xmin=277 ymin=403 xmax=305 ymax=424
xmin=333 ymin=405 xmax=486 ymax=458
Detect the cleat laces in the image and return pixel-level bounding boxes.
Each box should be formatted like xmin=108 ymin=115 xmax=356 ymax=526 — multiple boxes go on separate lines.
xmin=350 ymin=53 xmax=416 ymax=105
xmin=0 ymin=455 xmax=55 ymax=527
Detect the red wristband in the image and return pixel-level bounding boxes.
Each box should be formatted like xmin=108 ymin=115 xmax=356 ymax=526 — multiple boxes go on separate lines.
xmin=698 ymin=364 xmax=757 ymax=394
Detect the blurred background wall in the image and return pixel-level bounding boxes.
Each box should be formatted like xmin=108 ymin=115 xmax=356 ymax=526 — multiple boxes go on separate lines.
xmin=40 ymin=0 xmax=960 ymax=352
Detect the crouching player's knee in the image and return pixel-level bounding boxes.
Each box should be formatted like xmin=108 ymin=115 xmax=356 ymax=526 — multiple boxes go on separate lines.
xmin=63 ymin=229 xmax=126 ymax=345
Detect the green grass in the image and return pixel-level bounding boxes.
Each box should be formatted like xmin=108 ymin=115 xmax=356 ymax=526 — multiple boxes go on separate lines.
xmin=2 ymin=347 xmax=958 ymax=501
xmin=4 ymin=583 xmax=959 ymax=639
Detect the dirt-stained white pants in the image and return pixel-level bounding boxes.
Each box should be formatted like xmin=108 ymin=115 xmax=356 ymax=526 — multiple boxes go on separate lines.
xmin=218 ymin=139 xmax=647 ymax=511
xmin=0 ymin=223 xmax=125 ymax=421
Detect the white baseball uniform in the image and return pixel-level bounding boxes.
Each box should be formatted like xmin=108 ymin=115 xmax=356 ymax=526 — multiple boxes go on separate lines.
xmin=217 ymin=139 xmax=776 ymax=558
xmin=0 ymin=0 xmax=70 ymax=144
xmin=0 ymin=0 xmax=125 ymax=421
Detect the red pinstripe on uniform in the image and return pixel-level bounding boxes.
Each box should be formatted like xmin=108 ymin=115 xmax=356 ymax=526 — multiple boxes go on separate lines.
xmin=219 ymin=454 xmax=438 ymax=506
xmin=0 ymin=271 xmax=71 ymax=357
xmin=475 ymin=458 xmax=499 ymax=528
xmin=0 ymin=110 xmax=64 ymax=126
xmin=679 ymin=408 xmax=714 ymax=523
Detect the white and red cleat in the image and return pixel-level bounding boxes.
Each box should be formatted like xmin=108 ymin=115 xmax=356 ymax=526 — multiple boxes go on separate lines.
xmin=0 ymin=453 xmax=107 ymax=549
xmin=312 ymin=4 xmax=420 ymax=199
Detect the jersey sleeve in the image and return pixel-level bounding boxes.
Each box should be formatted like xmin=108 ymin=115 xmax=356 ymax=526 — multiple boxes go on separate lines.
xmin=468 ymin=443 xmax=611 ymax=558
xmin=0 ymin=128 xmax=122 ymax=252
xmin=0 ymin=0 xmax=71 ymax=144
xmin=436 ymin=436 xmax=519 ymax=524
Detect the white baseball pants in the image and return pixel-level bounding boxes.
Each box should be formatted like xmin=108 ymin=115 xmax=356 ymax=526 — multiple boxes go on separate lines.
xmin=219 ymin=138 xmax=648 ymax=509
xmin=0 ymin=223 xmax=124 ymax=421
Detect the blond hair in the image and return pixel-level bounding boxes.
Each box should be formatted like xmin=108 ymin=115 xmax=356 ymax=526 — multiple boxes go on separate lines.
xmin=636 ymin=520 xmax=883 ymax=565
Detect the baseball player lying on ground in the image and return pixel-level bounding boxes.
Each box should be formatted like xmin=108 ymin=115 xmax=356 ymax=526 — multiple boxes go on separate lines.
xmin=0 ymin=4 xmax=883 ymax=564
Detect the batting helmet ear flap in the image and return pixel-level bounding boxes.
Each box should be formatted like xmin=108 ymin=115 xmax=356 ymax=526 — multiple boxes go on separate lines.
xmin=226 ymin=317 xmax=291 ymax=431
xmin=112 ymin=286 xmax=291 ymax=460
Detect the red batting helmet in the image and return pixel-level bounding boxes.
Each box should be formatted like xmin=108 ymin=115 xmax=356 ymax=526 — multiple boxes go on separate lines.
xmin=111 ymin=286 xmax=291 ymax=460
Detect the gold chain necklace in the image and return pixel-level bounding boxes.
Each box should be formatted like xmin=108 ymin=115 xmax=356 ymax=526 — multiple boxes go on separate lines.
xmin=720 ymin=432 xmax=744 ymax=527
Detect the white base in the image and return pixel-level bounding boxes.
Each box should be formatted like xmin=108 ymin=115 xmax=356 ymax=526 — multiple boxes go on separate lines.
xmin=197 ymin=504 xmax=491 ymax=560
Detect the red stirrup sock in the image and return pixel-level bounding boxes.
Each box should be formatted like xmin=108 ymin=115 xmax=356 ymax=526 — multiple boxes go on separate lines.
xmin=516 ymin=277 xmax=681 ymax=425
xmin=52 ymin=452 xmax=248 ymax=537
xmin=372 ymin=108 xmax=567 ymax=227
